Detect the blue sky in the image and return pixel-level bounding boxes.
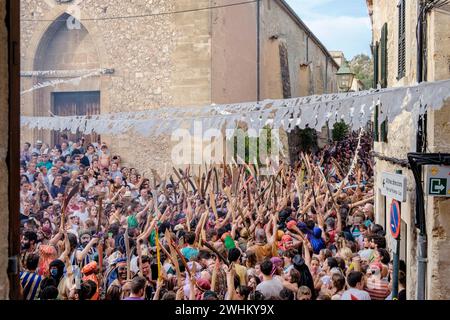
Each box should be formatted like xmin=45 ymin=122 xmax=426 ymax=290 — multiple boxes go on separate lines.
xmin=285 ymin=0 xmax=372 ymax=59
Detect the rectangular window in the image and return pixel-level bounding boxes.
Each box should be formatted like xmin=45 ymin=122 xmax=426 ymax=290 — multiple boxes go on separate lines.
xmin=398 ymin=0 xmax=406 ymax=79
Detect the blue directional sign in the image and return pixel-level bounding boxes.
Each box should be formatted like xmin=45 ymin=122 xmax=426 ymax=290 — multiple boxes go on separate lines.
xmin=390 ymin=200 xmax=401 ymax=239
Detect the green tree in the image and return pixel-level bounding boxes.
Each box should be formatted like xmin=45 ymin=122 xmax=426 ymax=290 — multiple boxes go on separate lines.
xmin=232 ymin=126 xmax=272 ymax=165
xmin=349 ymin=54 xmax=374 ymax=89
xmin=332 ymin=121 xmax=349 ymax=142
xmin=298 ymin=127 xmax=317 ymax=152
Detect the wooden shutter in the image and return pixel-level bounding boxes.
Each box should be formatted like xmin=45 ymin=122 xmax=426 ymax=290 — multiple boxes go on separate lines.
xmin=374 ymin=104 xmax=379 ymax=141
xmin=373 ymin=41 xmax=380 ymax=141
xmin=373 ymin=41 xmax=379 ymax=88
xmin=380 ymin=116 xmax=388 ymax=142
xmin=380 ymin=24 xmax=389 ymax=141
xmin=380 ymin=23 xmax=388 ymax=88
xmin=397 ymin=0 xmax=406 ymax=79
xmin=372 ymin=23 xmax=389 ymax=142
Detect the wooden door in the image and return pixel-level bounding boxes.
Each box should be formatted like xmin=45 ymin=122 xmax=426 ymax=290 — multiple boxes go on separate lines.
xmin=52 ymin=91 xmax=100 ymax=147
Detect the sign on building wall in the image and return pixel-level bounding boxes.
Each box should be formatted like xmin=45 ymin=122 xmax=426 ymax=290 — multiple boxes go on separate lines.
xmin=426 ymin=166 xmax=450 ymax=197
xmin=380 ymin=172 xmax=407 ymax=202
xmin=390 ymin=200 xmax=401 ymax=239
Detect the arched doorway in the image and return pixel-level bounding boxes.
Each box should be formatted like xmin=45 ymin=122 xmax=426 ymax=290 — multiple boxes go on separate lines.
xmin=32 ymin=13 xmax=101 ymax=147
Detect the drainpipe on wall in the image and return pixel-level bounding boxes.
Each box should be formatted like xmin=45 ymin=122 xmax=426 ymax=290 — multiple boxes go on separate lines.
xmin=415 ymin=0 xmax=427 ymax=301
xmin=325 ymin=56 xmax=328 ymax=94
xmin=306 ymin=34 xmax=309 ymax=62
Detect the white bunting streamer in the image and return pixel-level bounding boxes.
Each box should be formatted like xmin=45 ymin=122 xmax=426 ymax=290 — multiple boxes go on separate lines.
xmin=20 ymin=79 xmax=450 ymax=137
xmin=20 ymin=69 xmax=106 ymax=77
xmin=20 ymin=69 xmax=108 ymax=95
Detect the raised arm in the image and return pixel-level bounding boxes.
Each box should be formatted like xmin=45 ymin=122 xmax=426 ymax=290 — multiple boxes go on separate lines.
xmin=336 ymin=205 xmax=343 ymax=233
xmin=152 ymin=278 xmax=163 ymax=300
xmin=224 ymin=264 xmax=236 ymax=301
xmin=138 ymin=219 xmax=157 ymax=243
xmin=303 ymin=238 xmax=312 ymax=268
xmin=48 ymin=230 xmax=63 ymax=247
xmin=76 ymin=236 xmax=99 ymax=263
xmin=58 ymin=231 xmax=71 ymax=262
xmin=136 ymin=199 xmax=153 ymax=221
xmin=316 ymin=211 xmax=327 ymax=243
xmin=267 ymin=215 xmax=278 ymax=245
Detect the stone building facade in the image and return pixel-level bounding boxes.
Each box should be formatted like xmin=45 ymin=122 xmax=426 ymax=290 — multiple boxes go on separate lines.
xmin=367 ymin=0 xmax=450 ymax=299
xmin=329 ymin=50 xmax=365 ymax=92
xmin=20 ymin=0 xmax=338 ymax=172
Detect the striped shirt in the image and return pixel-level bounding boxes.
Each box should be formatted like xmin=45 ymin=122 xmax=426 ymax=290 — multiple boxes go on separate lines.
xmin=20 ymin=271 xmax=42 ymax=300
xmin=365 ymin=279 xmax=390 ymax=300
xmin=71 ymin=246 xmax=97 ymax=269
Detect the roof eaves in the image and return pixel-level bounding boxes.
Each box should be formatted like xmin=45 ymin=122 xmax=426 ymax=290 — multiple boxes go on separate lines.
xmin=275 ymin=0 xmax=340 ymax=70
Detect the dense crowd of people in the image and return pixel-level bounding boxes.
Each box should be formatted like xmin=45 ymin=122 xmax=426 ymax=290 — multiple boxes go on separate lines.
xmin=18 ymin=131 xmax=406 ymax=300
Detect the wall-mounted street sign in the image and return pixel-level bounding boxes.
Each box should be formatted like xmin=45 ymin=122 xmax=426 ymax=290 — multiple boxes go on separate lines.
xmin=390 ymin=200 xmax=401 ymax=239
xmin=426 ymin=166 xmax=450 ymax=197
xmin=380 ymin=172 xmax=407 ymax=202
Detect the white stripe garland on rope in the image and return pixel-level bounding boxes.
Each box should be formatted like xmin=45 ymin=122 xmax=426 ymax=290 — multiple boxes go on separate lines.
xmin=20 ymin=79 xmax=450 ymax=137
xmin=20 ymin=69 xmax=109 ymax=95
xmin=339 ymin=128 xmax=364 ymax=189
xmin=20 ymin=69 xmax=107 ymax=77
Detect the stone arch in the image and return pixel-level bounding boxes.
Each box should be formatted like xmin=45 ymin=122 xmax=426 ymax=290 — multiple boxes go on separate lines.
xmin=23 ymin=6 xmax=110 ymax=72
xmin=21 ymin=6 xmax=112 ymax=145
xmin=33 ymin=13 xmax=99 ymax=71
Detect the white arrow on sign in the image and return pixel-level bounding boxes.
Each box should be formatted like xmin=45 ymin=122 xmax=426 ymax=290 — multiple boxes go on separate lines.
xmin=380 ymin=172 xmax=407 ymax=202
xmin=430 ymin=178 xmax=445 ymax=194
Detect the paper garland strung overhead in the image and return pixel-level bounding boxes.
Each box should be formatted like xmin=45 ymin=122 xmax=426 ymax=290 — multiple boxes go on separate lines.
xmin=20 ymin=69 xmax=107 ymax=77
xmin=20 ymin=69 xmax=110 ymax=95
xmin=20 ymin=79 xmax=450 ymax=136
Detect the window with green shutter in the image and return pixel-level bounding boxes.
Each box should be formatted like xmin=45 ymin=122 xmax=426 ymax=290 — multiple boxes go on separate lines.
xmin=380 ymin=115 xmax=388 ymax=142
xmin=374 ymin=104 xmax=379 ymax=141
xmin=380 ymin=23 xmax=388 ymax=88
xmin=380 ymin=24 xmax=388 ymax=142
xmin=397 ymin=0 xmax=406 ymax=79
xmin=372 ymin=42 xmax=380 ymax=141
xmin=373 ymin=41 xmax=379 ymax=88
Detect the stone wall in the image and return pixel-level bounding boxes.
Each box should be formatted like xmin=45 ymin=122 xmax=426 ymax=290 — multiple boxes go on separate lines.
xmin=20 ymin=0 xmax=195 ymax=173
xmin=370 ymin=0 xmax=450 ymax=299
xmin=211 ymin=0 xmax=257 ymax=104
xmin=0 ymin=0 xmax=9 ymax=300
xmin=260 ymin=0 xmax=338 ymax=161
xmin=21 ymin=0 xmax=339 ymax=172
xmin=370 ymin=0 xmax=419 ymax=88
xmin=371 ymin=0 xmax=420 ymax=300
xmin=424 ymin=6 xmax=450 ymax=299
xmin=373 ymin=112 xmax=418 ymax=299
xmin=260 ymin=0 xmax=338 ymax=98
